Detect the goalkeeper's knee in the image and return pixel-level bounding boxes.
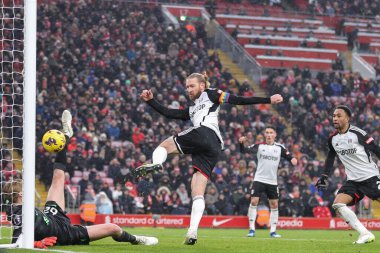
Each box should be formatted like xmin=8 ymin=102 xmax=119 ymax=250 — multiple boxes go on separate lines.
xmin=332 ymin=203 xmax=346 ymax=212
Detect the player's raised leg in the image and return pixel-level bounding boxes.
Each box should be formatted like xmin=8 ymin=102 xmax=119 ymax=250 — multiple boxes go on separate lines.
xmin=86 ymin=224 xmax=158 ymax=245
xmin=132 ymin=136 xmax=179 ymax=177
xmin=184 ymin=172 xmax=208 ymax=245
xmin=46 ymin=110 xmax=73 ymax=210
xmin=269 ymin=199 xmax=281 ymax=238
xmin=333 ymin=194 xmax=374 ymax=244
xmin=247 ymin=197 xmax=259 ymax=237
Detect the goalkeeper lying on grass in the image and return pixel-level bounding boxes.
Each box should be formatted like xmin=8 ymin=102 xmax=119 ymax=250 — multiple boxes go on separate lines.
xmin=3 ymin=110 xmax=158 ymax=249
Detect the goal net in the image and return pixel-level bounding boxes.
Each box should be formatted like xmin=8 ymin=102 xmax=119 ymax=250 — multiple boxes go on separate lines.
xmin=0 ymin=0 xmax=36 ymax=249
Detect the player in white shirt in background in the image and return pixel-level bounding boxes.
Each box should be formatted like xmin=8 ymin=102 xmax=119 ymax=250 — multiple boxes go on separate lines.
xmin=316 ymin=105 xmax=380 ymax=244
xmin=239 ymin=126 xmax=297 ymax=238
xmin=136 ymin=72 xmax=283 ymax=245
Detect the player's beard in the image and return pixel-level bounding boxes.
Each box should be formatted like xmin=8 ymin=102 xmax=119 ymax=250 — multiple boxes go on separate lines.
xmin=190 ymin=89 xmax=202 ymax=101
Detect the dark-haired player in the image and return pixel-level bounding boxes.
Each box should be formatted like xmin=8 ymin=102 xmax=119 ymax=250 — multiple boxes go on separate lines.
xmin=239 ymin=126 xmax=297 ymax=238
xmin=136 ymin=72 xmax=283 ymax=245
xmin=3 ymin=110 xmax=158 ymax=248
xmin=316 ymin=105 xmax=380 ymax=244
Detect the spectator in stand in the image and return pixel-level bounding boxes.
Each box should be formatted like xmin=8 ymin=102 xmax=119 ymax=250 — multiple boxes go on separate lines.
xmin=100 ymin=182 xmax=113 ymax=201
xmin=205 ymin=185 xmax=219 ymax=215
xmin=237 ymin=192 xmax=251 ymax=215
xmin=78 ymin=174 xmax=90 ymax=198
xmin=119 ymin=189 xmax=136 ymax=214
xmin=82 ymin=183 xmax=96 ymax=203
xmin=144 ymin=189 xmax=162 ymax=214
xmin=176 ymin=183 xmax=191 ymax=208
xmin=96 ymin=192 xmax=114 ymax=214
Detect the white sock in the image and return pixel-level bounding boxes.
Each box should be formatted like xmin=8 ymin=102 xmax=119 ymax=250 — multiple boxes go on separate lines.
xmin=188 ymin=195 xmax=205 ymax=234
xmin=334 ymin=203 xmax=368 ymax=235
xmin=247 ymin=204 xmax=257 ymax=230
xmin=152 ymin=146 xmax=167 ymax=165
xmin=270 ymin=208 xmax=279 ymax=233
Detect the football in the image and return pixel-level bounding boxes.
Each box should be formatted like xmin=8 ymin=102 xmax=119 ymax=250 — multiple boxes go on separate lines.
xmin=42 ymin=129 xmax=66 ymax=153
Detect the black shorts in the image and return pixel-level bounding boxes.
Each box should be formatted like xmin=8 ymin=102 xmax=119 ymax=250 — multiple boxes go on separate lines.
xmin=44 ymin=201 xmax=90 ymax=245
xmin=337 ymin=176 xmax=380 ymax=206
xmin=250 ymin=181 xmax=279 ymax=199
xmin=173 ymin=126 xmax=221 ymax=178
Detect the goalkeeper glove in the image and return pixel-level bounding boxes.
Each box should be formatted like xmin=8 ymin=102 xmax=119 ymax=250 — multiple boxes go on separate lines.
xmin=315 ymin=174 xmax=328 ymax=190
xmin=34 ymin=236 xmax=57 ymax=249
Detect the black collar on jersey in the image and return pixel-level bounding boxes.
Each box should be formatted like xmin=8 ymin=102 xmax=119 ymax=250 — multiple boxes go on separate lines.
xmin=339 ymin=124 xmax=351 ymax=134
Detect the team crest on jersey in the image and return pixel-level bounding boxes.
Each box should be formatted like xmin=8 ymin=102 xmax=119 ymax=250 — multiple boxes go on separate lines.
xmin=13 ymin=215 xmax=21 ymax=226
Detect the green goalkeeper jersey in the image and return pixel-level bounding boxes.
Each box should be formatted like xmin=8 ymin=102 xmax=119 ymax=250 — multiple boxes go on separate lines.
xmin=8 ymin=204 xmax=55 ymax=243
xmin=7 ymin=202 xmax=90 ymax=245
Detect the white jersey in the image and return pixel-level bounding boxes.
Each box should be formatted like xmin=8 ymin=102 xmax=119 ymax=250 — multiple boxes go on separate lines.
xmin=241 ymin=142 xmax=293 ymax=185
xmin=188 ymin=89 xmax=223 ymax=148
xmin=328 ymin=125 xmax=380 ymax=182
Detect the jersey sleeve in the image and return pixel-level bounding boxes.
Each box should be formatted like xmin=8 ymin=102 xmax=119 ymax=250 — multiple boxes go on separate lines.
xmin=240 ymin=142 xmax=259 ymax=154
xmin=12 ymin=226 xmax=22 ymax=244
xmin=280 ymin=146 xmax=293 ymax=162
xmin=147 ymin=99 xmax=190 ymax=121
xmin=11 ymin=214 xmax=23 ymax=243
xmin=323 ymin=136 xmax=337 ymax=176
xmin=354 ymin=130 xmax=380 ymax=159
xmin=206 ymin=89 xmax=271 ymax=105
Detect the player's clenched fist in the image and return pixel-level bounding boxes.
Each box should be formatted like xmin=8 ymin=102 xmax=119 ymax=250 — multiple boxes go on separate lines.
xmin=140 ymin=89 xmax=154 ymax=101
xmin=239 ymin=136 xmax=247 ymax=143
xmin=34 ymin=236 xmax=57 ymax=249
xmin=270 ymin=94 xmax=283 ymax=104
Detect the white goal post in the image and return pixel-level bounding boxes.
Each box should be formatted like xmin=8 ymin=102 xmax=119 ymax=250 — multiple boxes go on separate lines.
xmin=0 ymin=0 xmax=36 ymax=249
xmin=22 ymin=0 xmax=37 ymax=249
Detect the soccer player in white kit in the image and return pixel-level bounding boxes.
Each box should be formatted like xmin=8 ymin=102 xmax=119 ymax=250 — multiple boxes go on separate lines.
xmin=239 ymin=126 xmax=297 ymax=238
xmin=136 ymin=72 xmax=283 ymax=245
xmin=316 ymin=105 xmax=380 ymax=244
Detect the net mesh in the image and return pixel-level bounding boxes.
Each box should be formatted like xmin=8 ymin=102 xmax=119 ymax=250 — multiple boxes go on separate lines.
xmin=0 ymin=0 xmax=24 ymax=244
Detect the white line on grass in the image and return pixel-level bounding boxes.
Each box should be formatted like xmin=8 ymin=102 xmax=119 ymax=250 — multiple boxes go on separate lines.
xmin=9 ymin=249 xmax=87 ymax=253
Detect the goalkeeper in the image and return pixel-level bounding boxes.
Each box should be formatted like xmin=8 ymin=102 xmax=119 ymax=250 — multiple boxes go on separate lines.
xmin=3 ymin=110 xmax=158 ymax=248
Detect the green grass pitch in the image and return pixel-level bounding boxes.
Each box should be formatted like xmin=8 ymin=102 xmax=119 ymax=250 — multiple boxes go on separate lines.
xmin=2 ymin=228 xmax=380 ymax=253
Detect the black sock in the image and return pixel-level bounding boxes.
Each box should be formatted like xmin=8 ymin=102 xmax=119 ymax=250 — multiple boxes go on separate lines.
xmin=113 ymin=231 xmax=136 ymax=243
xmin=54 ymin=135 xmax=69 ymax=171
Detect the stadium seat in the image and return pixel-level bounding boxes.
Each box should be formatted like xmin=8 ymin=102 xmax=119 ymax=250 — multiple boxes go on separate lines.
xmin=98 ymin=171 xmax=107 ymax=178
xmin=103 ymin=177 xmax=114 ymax=187
xmin=83 ymin=171 xmax=90 ymax=178
xmin=71 ymin=176 xmax=81 ymax=185
xmin=256 ymin=55 xmax=332 ymax=70
xmin=73 ymin=170 xmax=82 ymax=178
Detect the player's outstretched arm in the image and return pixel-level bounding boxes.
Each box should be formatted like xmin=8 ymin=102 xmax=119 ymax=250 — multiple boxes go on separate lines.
xmin=206 ymin=89 xmax=283 ymax=105
xmin=140 ymin=89 xmax=190 ymax=120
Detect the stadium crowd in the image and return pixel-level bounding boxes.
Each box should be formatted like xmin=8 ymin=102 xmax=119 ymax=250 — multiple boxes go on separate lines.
xmin=308 ymin=0 xmax=380 ymax=17
xmin=2 ymin=0 xmax=377 ymax=220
